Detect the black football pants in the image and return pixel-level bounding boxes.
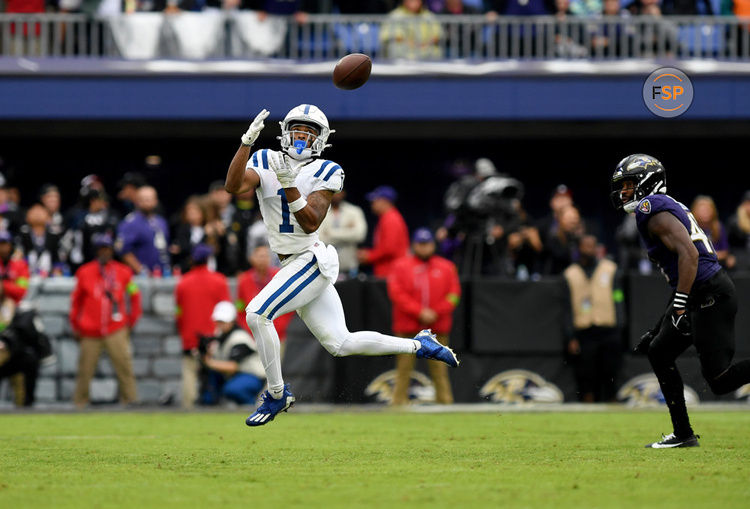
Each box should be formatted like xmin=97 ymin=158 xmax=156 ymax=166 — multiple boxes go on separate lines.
xmin=647 ymin=270 xmax=750 ymax=437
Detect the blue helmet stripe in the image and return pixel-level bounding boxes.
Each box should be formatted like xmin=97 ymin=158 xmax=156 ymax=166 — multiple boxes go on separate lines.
xmin=314 ymin=160 xmax=332 ymax=178
xmin=323 ymin=165 xmax=342 ymax=182
xmin=303 ymin=104 xmax=311 ymax=115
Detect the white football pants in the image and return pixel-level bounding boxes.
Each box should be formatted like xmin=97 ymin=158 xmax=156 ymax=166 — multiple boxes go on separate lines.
xmin=245 ymin=250 xmax=418 ymax=397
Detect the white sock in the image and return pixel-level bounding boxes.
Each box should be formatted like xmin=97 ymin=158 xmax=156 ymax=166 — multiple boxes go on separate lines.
xmin=247 ymin=312 xmax=284 ymax=399
xmin=269 ymin=387 xmax=285 ymax=399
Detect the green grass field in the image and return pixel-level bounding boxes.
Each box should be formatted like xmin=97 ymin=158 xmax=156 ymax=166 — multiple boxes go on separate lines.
xmin=1 ymin=408 xmax=749 ymax=508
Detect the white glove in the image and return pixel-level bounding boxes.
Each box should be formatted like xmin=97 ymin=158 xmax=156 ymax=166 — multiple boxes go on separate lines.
xmin=241 ymin=109 xmax=270 ymax=146
xmin=268 ymin=152 xmax=298 ymax=188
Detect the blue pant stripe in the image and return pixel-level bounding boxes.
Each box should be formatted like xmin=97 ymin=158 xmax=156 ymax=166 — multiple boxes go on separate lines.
xmin=268 ymin=268 xmax=321 ymax=319
xmin=255 ymin=256 xmax=317 ymax=316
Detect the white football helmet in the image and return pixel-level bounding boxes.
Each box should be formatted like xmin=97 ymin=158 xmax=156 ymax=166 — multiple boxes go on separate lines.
xmin=278 ymin=104 xmax=334 ymax=160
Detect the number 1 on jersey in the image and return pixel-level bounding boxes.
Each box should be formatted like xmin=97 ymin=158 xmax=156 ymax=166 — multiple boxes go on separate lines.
xmin=277 ymin=189 xmax=294 ymax=233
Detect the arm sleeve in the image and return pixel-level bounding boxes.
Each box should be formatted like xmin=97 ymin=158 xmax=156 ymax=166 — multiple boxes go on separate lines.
xmin=386 ymin=262 xmax=423 ymax=318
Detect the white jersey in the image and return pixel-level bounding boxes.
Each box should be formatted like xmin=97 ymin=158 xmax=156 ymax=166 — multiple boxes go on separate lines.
xmin=247 ymin=149 xmax=345 ymax=255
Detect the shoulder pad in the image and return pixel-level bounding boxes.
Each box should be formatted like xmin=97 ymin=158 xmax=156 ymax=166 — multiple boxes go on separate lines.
xmin=251 ymin=149 xmax=272 ymax=170
xmin=313 ymin=160 xmax=343 ymax=182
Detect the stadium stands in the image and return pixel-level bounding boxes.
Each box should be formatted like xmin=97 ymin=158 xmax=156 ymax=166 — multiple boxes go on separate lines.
xmin=1 ymin=13 xmax=749 ymax=60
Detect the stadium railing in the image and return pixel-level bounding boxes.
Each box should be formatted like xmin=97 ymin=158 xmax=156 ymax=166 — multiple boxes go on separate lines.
xmin=0 ymin=13 xmax=749 ymax=61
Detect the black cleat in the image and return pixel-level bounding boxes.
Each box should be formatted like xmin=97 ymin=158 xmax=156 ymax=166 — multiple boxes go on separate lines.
xmin=645 ymin=433 xmax=700 ymax=449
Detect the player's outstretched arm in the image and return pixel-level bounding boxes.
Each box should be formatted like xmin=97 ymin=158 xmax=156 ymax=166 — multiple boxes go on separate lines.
xmin=647 ymin=211 xmax=698 ymax=296
xmin=225 ymin=144 xmax=261 ymax=195
xmin=225 ymin=110 xmax=268 ymax=195
xmin=284 ymin=188 xmax=334 ymax=234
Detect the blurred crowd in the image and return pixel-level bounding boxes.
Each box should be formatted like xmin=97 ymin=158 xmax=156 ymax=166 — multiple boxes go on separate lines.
xmin=432 ymin=157 xmax=750 ymax=279
xmin=3 ymin=157 xmax=750 ymax=407
xmin=0 ymin=155 xmax=749 ymax=284
xmin=0 ymin=0 xmax=732 ymax=16
xmin=4 ymin=0 xmax=746 ymax=60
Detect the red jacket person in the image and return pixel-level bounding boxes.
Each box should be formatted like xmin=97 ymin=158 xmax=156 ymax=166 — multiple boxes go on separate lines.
xmin=69 ymin=233 xmax=141 ymax=407
xmin=0 ymin=231 xmax=30 ymax=303
xmin=174 ymin=243 xmax=231 ymax=408
xmin=387 ymin=228 xmax=461 ymax=405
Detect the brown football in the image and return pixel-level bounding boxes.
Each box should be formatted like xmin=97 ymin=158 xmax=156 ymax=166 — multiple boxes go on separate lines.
xmin=332 ymin=53 xmax=372 ymax=90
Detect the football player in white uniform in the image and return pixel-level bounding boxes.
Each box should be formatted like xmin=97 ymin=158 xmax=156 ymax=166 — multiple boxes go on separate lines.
xmin=225 ymin=105 xmax=459 ymax=426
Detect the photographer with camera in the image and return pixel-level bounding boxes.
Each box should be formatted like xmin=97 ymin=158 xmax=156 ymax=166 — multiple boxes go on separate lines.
xmin=437 ymin=158 xmax=525 ymax=276
xmin=199 ymin=301 xmax=266 ymax=406
xmin=0 ymin=301 xmax=56 ymax=407
xmin=0 ymin=280 xmax=55 ymax=407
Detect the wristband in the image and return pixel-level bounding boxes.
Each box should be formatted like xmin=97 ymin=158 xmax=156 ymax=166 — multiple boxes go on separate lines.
xmin=288 ymin=197 xmax=307 ymax=213
xmin=673 ymin=291 xmax=688 ymax=310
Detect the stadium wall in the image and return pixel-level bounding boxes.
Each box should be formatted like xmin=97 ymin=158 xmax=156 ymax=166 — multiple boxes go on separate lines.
xmin=3 ymin=63 xmax=750 ymax=121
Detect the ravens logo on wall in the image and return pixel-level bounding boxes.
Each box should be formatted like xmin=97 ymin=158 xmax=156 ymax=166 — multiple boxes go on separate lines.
xmin=617 ymin=373 xmax=700 ymax=407
xmin=734 ymin=383 xmax=750 ymax=401
xmin=364 ymin=370 xmax=436 ymax=404
xmin=479 ymin=369 xmax=564 ymax=404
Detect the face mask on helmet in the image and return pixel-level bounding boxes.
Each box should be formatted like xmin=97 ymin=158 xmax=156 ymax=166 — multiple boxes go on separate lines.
xmin=286 ymin=123 xmax=319 ymax=159
xmin=278 ymin=104 xmax=334 ymax=161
